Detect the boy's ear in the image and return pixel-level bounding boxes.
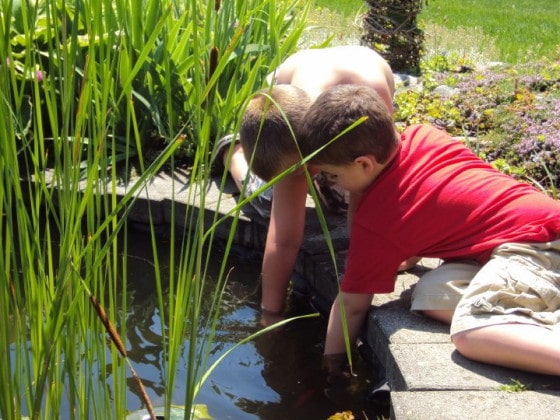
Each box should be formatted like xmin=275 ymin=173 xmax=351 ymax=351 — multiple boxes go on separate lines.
xmin=354 ymin=155 xmax=377 ymax=173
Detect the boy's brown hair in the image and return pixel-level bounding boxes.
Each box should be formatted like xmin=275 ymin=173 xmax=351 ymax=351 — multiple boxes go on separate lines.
xmin=240 ymin=85 xmax=312 ymax=181
xmin=300 ymin=85 xmax=399 ymax=166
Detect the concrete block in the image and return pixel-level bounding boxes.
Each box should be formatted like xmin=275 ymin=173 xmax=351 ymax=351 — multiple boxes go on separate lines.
xmin=391 ymin=390 xmax=560 ymax=419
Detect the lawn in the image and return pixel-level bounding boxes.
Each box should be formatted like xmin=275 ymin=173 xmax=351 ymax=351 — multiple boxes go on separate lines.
xmin=313 ymin=0 xmax=559 ymax=63
xmin=314 ymin=0 xmax=365 ymax=17
xmin=419 ymin=0 xmax=559 ymax=63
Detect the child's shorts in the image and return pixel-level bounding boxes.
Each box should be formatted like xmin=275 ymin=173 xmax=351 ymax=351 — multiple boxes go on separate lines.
xmin=410 ymin=239 xmax=560 ymax=335
xmin=240 ymin=171 xmax=349 ymax=219
xmin=240 ymin=174 xmax=273 ymax=219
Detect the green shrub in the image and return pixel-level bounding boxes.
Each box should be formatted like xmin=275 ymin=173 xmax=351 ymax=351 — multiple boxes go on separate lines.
xmin=5 ymin=0 xmax=308 ymax=174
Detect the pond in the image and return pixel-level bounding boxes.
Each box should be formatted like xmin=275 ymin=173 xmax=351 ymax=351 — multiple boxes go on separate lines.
xmin=7 ymin=226 xmax=389 ymax=419
xmin=123 ymin=228 xmax=390 ymax=419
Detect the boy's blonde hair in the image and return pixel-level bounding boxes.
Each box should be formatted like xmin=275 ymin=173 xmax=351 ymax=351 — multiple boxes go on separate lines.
xmin=300 ymin=85 xmax=399 ymax=166
xmin=240 ymin=85 xmax=312 ymax=181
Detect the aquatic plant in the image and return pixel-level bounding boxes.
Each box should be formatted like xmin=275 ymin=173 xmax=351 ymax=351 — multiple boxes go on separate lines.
xmin=0 ymin=0 xmax=310 ymax=418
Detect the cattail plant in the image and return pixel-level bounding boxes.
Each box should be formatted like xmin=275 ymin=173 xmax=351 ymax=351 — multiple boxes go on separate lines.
xmin=0 ymin=0 xmax=310 ymax=418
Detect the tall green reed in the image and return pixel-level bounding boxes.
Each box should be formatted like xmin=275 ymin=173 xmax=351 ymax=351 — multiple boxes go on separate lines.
xmin=0 ymin=0 xmax=310 ymax=418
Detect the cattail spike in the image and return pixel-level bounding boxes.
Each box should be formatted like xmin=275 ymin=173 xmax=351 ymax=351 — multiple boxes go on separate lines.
xmin=90 ymin=295 xmax=127 ymax=357
xmin=209 ymin=46 xmax=219 ymax=82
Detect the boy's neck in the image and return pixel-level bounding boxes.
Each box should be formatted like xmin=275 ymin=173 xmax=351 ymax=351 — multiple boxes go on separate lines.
xmin=370 ymin=144 xmax=400 ymax=183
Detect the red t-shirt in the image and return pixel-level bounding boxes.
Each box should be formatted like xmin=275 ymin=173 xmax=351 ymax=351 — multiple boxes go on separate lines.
xmin=342 ymin=125 xmax=560 ymax=294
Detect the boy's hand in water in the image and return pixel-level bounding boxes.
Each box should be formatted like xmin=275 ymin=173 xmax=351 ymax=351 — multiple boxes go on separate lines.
xmin=323 ymin=353 xmax=354 ymax=386
xmin=322 ymin=353 xmax=361 ymax=404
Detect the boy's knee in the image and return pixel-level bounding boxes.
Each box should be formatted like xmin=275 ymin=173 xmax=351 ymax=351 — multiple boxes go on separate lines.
xmin=450 ymin=330 xmax=465 ymax=345
xmin=451 ymin=330 xmax=476 ymax=358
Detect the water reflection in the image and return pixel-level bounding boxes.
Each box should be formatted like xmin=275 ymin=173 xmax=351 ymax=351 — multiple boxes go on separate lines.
xmin=121 ymin=229 xmax=387 ymax=419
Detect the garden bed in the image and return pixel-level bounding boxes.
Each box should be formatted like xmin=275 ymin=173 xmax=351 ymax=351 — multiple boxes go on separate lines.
xmin=393 ymin=57 xmax=560 ymax=195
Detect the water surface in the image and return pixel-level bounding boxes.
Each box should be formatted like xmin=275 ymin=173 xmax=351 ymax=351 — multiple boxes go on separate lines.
xmin=123 ymin=229 xmax=388 ymax=419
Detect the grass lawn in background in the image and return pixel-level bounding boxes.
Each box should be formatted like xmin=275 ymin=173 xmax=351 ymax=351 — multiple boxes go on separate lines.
xmin=314 ymin=0 xmax=365 ymax=17
xmin=302 ymin=1 xmax=365 ymax=47
xmin=311 ymin=0 xmax=559 ymax=63
xmin=419 ymin=0 xmax=559 ymax=63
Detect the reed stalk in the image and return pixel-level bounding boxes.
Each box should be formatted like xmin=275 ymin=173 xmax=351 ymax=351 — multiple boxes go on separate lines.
xmin=0 ymin=0 xmax=310 ymax=418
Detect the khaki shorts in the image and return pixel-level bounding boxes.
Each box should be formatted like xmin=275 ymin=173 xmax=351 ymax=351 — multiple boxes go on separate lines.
xmin=410 ymin=239 xmax=560 ymax=336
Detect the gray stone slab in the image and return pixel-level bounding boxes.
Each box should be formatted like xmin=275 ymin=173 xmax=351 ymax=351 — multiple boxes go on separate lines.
xmin=391 ymin=390 xmax=560 ymax=420
xmin=365 ymin=307 xmax=453 ymax=391
xmin=389 ymin=342 xmax=560 ymax=392
xmin=300 ymin=252 xmax=345 ymax=305
xmin=127 ymin=174 xmax=266 ymax=249
xmin=370 ymin=306 xmax=450 ymax=345
xmin=126 ymin=195 xmax=167 ymax=225
xmin=371 ymin=258 xmax=441 ymax=307
xmin=300 ymin=209 xmax=349 ymax=254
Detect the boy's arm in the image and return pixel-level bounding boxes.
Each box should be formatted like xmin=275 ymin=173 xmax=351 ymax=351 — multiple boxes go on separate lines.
xmin=324 ymin=291 xmax=374 ymax=355
xmin=398 ymin=256 xmax=422 ymax=271
xmin=260 ymin=173 xmax=308 ymax=316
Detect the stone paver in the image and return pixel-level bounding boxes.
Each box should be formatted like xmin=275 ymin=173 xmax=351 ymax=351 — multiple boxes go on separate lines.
xmin=391 ymin=390 xmax=560 ymax=419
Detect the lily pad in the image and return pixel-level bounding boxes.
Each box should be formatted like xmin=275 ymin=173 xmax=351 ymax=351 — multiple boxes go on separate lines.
xmin=126 ymin=404 xmax=212 ymax=420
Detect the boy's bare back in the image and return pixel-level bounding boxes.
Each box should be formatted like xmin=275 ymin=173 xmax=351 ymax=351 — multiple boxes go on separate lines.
xmin=270 ymin=46 xmax=395 ymax=112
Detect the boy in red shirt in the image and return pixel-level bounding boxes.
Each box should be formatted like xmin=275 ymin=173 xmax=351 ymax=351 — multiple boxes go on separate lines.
xmin=216 ymin=46 xmax=403 ymax=323
xmin=299 ymin=84 xmax=560 ymax=376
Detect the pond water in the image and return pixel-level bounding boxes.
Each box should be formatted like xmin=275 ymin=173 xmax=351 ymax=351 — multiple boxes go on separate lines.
xmin=123 ymin=228 xmax=390 ymax=419
xmin=8 ymin=226 xmax=388 ymax=419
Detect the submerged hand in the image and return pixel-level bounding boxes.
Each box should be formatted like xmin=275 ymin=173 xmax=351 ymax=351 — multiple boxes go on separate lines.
xmin=322 ymin=353 xmax=359 ymax=403
xmin=323 ymin=353 xmax=354 ymax=386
